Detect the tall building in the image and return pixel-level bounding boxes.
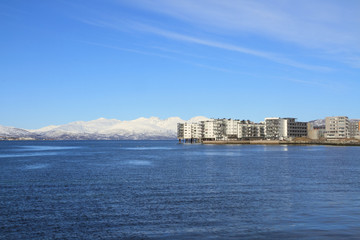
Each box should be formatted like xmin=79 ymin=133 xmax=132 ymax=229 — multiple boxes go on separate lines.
xmin=265 ymin=117 xmax=307 ymax=140
xmin=349 ymin=120 xmax=360 ymax=139
xmin=281 ymin=118 xmax=308 ymax=139
xmin=238 ymin=120 xmax=265 ymax=139
xmin=223 ymin=119 xmax=240 ymax=140
xmin=178 ymin=117 xmax=308 ymax=142
xmin=178 ymin=116 xmax=359 ymax=142
xmin=177 ymin=122 xmax=203 ymax=143
xmin=177 ymin=122 xmax=191 ymax=140
xmin=325 ymin=116 xmax=349 ymax=139
xmin=265 ymin=118 xmax=281 ymax=140
xmin=191 ymin=122 xmax=203 ymax=140
xmin=202 ymin=119 xmax=224 ymax=141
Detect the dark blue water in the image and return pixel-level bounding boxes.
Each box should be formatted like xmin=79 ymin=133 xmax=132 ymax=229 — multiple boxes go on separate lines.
xmin=1 ymin=141 xmax=360 ymax=239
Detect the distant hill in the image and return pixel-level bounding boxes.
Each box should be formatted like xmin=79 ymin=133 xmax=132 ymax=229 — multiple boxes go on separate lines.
xmin=309 ymin=118 xmax=360 ymax=127
xmin=0 ymin=116 xmax=209 ymax=140
xmin=0 ymin=125 xmax=40 ymax=139
xmin=308 ymin=119 xmax=325 ymax=127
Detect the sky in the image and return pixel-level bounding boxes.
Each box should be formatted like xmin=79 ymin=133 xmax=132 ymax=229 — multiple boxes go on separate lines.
xmin=1 ymin=0 xmax=360 ymax=129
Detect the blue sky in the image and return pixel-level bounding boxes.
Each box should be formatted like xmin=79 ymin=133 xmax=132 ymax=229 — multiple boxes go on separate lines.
xmin=1 ymin=0 xmax=359 ymax=129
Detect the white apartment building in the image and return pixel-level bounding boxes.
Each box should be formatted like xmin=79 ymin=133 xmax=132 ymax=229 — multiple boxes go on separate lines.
xmin=177 ymin=122 xmax=191 ymax=140
xmin=191 ymin=122 xmax=203 ymax=139
xmin=178 ymin=118 xmax=266 ymax=142
xmin=179 ymin=116 xmax=359 ymax=142
xmin=265 ymin=118 xmax=281 ymax=140
xmin=178 ymin=119 xmax=226 ymax=142
xmin=177 ymin=122 xmax=203 ymax=143
xmin=203 ymin=119 xmax=223 ymax=141
xmin=325 ymin=116 xmax=349 ymax=139
xmin=238 ymin=120 xmax=265 ymax=139
xmin=224 ymin=119 xmax=239 ymax=139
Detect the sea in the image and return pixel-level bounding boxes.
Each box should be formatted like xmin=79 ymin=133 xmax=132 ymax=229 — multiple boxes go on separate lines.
xmin=1 ymin=140 xmax=360 ymax=239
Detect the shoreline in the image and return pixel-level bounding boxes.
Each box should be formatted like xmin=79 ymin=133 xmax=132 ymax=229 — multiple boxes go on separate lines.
xmin=202 ymin=140 xmax=360 ymax=147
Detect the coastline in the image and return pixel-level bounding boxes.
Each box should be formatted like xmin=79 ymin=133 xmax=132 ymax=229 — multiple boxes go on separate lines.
xmin=202 ymin=140 xmax=360 ymax=147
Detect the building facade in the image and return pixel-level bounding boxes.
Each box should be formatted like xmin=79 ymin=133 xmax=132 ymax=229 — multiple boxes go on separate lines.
xmin=282 ymin=118 xmax=308 ymax=139
xmin=349 ymin=120 xmax=360 ymax=139
xmin=202 ymin=120 xmax=219 ymax=141
xmin=223 ymin=119 xmax=240 ymax=140
xmin=325 ymin=116 xmax=349 ymax=139
xmin=178 ymin=118 xmax=282 ymax=142
xmin=238 ymin=120 xmax=265 ymax=139
xmin=265 ymin=118 xmax=281 ymax=140
xmin=264 ymin=117 xmax=307 ymax=140
xmin=177 ymin=122 xmax=203 ymax=143
xmin=178 ymin=116 xmax=359 ymax=142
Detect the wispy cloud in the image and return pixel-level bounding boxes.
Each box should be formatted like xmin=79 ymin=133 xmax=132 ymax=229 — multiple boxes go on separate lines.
xmin=117 ymin=0 xmax=360 ymax=68
xmin=82 ymin=18 xmax=332 ymax=71
xmin=82 ymin=41 xmax=235 ymax=73
xmin=142 ymin=25 xmax=332 ymax=71
xmin=125 ymin=0 xmax=360 ymax=50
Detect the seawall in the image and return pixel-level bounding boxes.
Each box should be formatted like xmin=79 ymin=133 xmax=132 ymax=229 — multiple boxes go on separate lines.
xmin=202 ymin=140 xmax=360 ymax=146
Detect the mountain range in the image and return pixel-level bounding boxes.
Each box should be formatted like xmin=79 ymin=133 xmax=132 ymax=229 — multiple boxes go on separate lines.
xmin=0 ymin=116 xmax=209 ymax=140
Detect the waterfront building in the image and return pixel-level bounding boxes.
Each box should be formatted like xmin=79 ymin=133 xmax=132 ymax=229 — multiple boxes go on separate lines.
xmin=178 ymin=119 xmax=225 ymax=142
xmin=177 ymin=122 xmax=188 ymax=141
xmin=265 ymin=118 xmax=281 ymax=140
xmin=178 ymin=116 xmax=359 ymax=142
xmin=349 ymin=120 xmax=360 ymax=139
xmin=178 ymin=117 xmax=309 ymax=142
xmin=238 ymin=120 xmax=265 ymax=139
xmin=178 ymin=118 xmax=267 ymax=142
xmin=224 ymin=119 xmax=240 ymax=140
xmin=265 ymin=117 xmax=307 ymax=140
xmin=212 ymin=119 xmax=266 ymax=140
xmin=281 ymin=118 xmax=308 ymax=139
xmin=202 ymin=119 xmax=223 ymax=141
xmin=307 ymin=122 xmax=325 ymax=140
xmin=177 ymin=122 xmax=202 ymax=143
xmin=325 ymin=116 xmax=349 ymax=139
xmin=191 ymin=122 xmax=203 ymax=140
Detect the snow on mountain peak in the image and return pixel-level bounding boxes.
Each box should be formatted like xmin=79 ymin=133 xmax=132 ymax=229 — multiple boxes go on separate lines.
xmin=29 ymin=125 xmax=59 ymax=133
xmin=0 ymin=125 xmax=32 ymax=137
xmin=1 ymin=116 xmax=210 ymax=140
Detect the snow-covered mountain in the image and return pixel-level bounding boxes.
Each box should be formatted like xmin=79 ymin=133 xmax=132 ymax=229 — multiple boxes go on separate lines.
xmin=0 ymin=125 xmax=34 ymax=138
xmin=309 ymin=118 xmax=360 ymax=127
xmin=308 ymin=119 xmax=325 ymax=127
xmin=0 ymin=116 xmax=209 ymax=140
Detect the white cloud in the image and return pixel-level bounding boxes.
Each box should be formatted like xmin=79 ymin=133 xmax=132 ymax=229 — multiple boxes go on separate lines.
xmin=125 ymin=0 xmax=360 ymax=50
xmin=76 ymin=0 xmax=360 ymax=69
xmin=85 ymin=19 xmax=332 ymax=71
xmin=118 ymin=0 xmax=360 ymax=67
